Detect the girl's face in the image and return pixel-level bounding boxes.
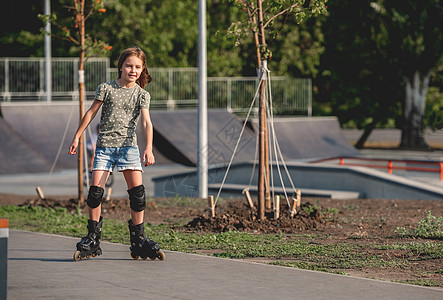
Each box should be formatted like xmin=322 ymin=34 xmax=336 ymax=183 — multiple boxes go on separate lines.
xmin=119 ymin=55 xmax=144 ymax=86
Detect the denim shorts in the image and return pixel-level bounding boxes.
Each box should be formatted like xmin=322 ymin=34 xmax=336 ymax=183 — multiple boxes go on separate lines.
xmin=92 ymin=146 xmax=143 ymax=172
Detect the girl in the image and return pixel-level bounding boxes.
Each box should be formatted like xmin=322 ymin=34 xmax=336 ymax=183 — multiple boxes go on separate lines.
xmin=68 ymin=47 xmax=164 ymax=261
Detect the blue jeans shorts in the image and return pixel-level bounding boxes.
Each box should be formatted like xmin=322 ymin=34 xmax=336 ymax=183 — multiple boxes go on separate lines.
xmin=92 ymin=146 xmax=143 ymax=173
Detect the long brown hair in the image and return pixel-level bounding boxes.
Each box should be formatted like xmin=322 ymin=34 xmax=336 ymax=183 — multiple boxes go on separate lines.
xmin=117 ymin=47 xmax=152 ymax=88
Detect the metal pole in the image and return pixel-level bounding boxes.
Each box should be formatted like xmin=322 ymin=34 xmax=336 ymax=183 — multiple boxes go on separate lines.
xmin=44 ymin=0 xmax=52 ymax=102
xmin=198 ymin=0 xmax=208 ymax=199
xmin=77 ymin=1 xmax=86 ymax=205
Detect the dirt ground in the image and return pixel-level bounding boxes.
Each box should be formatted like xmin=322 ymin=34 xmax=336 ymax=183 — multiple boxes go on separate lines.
xmin=1 ymin=193 xmax=442 ymax=287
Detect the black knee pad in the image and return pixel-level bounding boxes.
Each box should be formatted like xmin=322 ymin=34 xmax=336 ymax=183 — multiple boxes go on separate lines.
xmin=87 ymin=186 xmax=104 ymax=208
xmin=128 ymin=185 xmax=146 ymax=212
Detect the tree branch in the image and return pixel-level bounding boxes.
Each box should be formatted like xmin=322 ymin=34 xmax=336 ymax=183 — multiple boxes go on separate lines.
xmin=47 ymin=18 xmax=80 ymax=45
xmin=263 ymin=4 xmax=301 ymax=28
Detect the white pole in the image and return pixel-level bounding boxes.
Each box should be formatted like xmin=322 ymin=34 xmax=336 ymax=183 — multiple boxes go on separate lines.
xmin=198 ymin=0 xmax=208 ymax=199
xmin=44 ymin=0 xmax=52 ymax=102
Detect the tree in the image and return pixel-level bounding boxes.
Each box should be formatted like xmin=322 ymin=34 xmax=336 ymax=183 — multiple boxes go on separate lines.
xmin=318 ymin=0 xmax=443 ymax=149
xmin=231 ymin=0 xmax=327 ymax=219
xmin=379 ymin=0 xmax=443 ymax=149
xmin=319 ymin=0 xmax=403 ymax=148
xmin=40 ymin=0 xmax=110 ymax=204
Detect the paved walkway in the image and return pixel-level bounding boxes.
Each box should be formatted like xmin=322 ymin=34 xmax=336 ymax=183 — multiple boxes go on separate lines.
xmin=7 ymin=230 xmax=442 ymax=300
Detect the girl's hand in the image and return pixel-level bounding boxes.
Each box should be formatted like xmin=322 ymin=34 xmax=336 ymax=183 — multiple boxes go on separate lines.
xmin=68 ymin=139 xmax=79 ymax=155
xmin=143 ymin=150 xmax=155 ymax=167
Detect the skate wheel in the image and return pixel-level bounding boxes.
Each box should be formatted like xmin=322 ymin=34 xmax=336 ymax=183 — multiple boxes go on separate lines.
xmin=86 ymin=255 xmax=92 ymax=259
xmin=142 ymin=256 xmax=148 ymax=260
xmin=158 ymin=250 xmax=165 ymax=261
xmin=73 ymin=250 xmax=81 ymax=261
xmin=130 ymin=251 xmax=139 ymax=260
xmin=92 ymin=253 xmax=97 ymax=258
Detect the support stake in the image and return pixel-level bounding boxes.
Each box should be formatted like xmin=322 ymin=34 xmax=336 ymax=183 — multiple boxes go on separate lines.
xmin=265 ymin=194 xmax=271 ymax=210
xmin=36 ymin=187 xmax=45 ymax=200
xmin=296 ymin=189 xmax=301 ymax=210
xmin=105 ymin=187 xmax=112 ymax=202
xmin=208 ymin=195 xmax=215 ymax=218
xmin=274 ymin=195 xmax=280 ymax=220
xmin=290 ymin=197 xmax=297 ymax=218
xmin=242 ymin=188 xmax=255 ymax=209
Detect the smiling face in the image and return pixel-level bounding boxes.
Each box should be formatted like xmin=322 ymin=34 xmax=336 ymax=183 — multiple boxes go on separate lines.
xmin=118 ymin=55 xmax=144 ymax=87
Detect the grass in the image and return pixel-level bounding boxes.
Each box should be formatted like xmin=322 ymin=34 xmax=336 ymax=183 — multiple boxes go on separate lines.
xmin=395 ymin=210 xmax=443 ymax=239
xmin=1 ymin=204 xmax=442 ymax=287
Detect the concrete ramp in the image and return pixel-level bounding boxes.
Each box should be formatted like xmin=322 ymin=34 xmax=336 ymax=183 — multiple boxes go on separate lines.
xmin=1 ymin=103 xmax=84 ymax=171
xmin=1 ymin=104 xmax=360 ymax=175
xmin=149 ymin=109 xmax=256 ymax=166
xmin=0 ymin=118 xmax=52 ymax=174
xmin=0 ymin=103 xmax=173 ymax=174
xmin=251 ymin=117 xmax=361 ymax=161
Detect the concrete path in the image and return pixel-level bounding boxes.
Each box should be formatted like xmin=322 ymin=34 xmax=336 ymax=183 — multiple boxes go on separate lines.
xmin=7 ymin=230 xmax=442 ymax=300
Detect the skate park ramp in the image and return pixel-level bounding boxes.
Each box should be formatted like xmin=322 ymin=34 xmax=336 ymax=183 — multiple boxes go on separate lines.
xmin=0 ymin=103 xmax=173 ymax=174
xmin=149 ymin=112 xmax=361 ymax=165
xmin=149 ymin=109 xmax=256 ymax=166
xmin=250 ymin=116 xmax=361 ymax=161
xmin=0 ymin=118 xmax=52 ymax=174
xmin=1 ymin=103 xmax=82 ymax=172
xmin=0 ymin=103 xmax=360 ymax=175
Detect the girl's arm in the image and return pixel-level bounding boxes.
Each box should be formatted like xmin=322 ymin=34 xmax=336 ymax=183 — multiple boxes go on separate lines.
xmin=68 ymin=100 xmax=103 ymax=155
xmin=140 ymin=108 xmax=155 ymax=166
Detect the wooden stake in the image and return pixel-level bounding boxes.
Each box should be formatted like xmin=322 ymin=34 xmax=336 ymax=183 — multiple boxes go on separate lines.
xmin=265 ymin=194 xmax=271 ymax=210
xmin=242 ymin=188 xmax=255 ymax=209
xmin=35 ymin=187 xmax=45 ymax=200
xmin=296 ymin=189 xmax=302 ymax=210
xmin=290 ymin=197 xmax=297 ymax=218
xmin=274 ymin=195 xmax=280 ymax=220
xmin=105 ymin=187 xmax=112 ymax=202
xmin=208 ymin=195 xmax=215 ymax=218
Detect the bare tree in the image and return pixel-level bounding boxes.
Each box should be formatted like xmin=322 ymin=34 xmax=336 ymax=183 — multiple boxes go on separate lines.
xmin=233 ymin=0 xmax=327 ymax=219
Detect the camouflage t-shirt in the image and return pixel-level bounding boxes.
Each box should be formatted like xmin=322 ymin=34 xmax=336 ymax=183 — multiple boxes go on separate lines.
xmin=94 ymin=80 xmax=150 ymax=147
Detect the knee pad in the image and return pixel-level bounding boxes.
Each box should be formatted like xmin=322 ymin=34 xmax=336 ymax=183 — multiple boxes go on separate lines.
xmin=87 ymin=186 xmax=104 ymax=208
xmin=128 ymin=185 xmax=146 ymax=212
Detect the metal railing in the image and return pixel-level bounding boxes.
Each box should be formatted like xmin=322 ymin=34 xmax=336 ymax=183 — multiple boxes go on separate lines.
xmin=0 ymin=58 xmax=311 ymax=115
xmin=0 ymin=57 xmax=109 ymax=101
xmin=313 ymin=156 xmax=443 ymax=181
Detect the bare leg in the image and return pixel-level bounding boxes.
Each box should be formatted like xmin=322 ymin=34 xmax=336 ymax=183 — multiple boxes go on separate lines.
xmin=88 ymin=170 xmax=110 ymax=221
xmin=123 ymin=170 xmax=144 ymax=224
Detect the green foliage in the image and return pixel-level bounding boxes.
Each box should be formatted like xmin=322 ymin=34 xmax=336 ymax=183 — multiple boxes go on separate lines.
xmin=415 ymin=211 xmax=443 ymax=239
xmin=38 ymin=0 xmax=111 ymax=58
xmin=395 ymin=211 xmax=443 ymax=239
xmin=318 ymin=0 xmax=403 ymax=128
xmin=424 ymin=86 xmax=443 ymax=129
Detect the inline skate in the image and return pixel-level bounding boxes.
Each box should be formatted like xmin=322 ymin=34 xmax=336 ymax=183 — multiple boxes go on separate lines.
xmin=128 ymin=220 xmax=165 ymax=261
xmin=73 ymin=217 xmax=103 ymax=261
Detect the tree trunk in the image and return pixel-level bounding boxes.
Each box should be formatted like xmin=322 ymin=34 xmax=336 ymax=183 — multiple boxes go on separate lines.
xmin=256 ymin=0 xmax=267 ymax=220
xmin=77 ymin=0 xmax=86 ymax=205
xmin=400 ymin=70 xmax=431 ymax=149
xmin=355 ymin=117 xmax=379 ymax=149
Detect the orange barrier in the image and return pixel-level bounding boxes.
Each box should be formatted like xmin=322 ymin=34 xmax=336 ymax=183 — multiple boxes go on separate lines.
xmin=0 ymin=219 xmax=8 ymax=228
xmin=314 ymin=157 xmax=443 ymax=181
